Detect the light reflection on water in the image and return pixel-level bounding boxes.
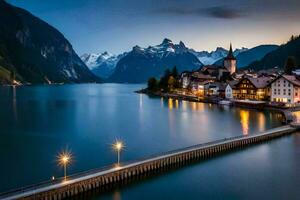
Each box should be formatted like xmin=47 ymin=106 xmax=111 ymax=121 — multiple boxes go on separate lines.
xmin=240 ymin=110 xmax=249 ymax=135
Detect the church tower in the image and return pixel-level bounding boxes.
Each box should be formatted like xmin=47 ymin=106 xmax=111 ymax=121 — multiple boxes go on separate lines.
xmin=224 ymin=43 xmax=236 ymax=74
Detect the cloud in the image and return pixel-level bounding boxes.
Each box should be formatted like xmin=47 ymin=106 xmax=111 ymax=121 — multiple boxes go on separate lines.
xmin=155 ymin=6 xmax=245 ymax=20
xmin=204 ymin=6 xmax=243 ymax=19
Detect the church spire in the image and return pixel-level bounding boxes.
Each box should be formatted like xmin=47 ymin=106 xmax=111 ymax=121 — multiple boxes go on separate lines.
xmin=226 ymin=43 xmax=235 ymax=60
xmin=229 ymin=43 xmax=233 ymax=54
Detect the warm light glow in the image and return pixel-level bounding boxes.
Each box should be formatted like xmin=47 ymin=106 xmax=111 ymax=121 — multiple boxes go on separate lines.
xmin=293 ymin=111 xmax=300 ymax=123
xmin=57 ymin=151 xmax=72 ymax=166
xmin=240 ymin=110 xmax=250 ymax=135
xmin=113 ymin=140 xmax=124 ymax=151
xmin=175 ymin=100 xmax=179 ymax=109
xmin=168 ymin=98 xmax=173 ymax=110
xmin=258 ymin=113 xmax=266 ymax=132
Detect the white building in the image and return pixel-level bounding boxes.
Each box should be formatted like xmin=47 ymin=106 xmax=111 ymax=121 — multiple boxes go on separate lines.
xmin=225 ymin=80 xmax=238 ymax=99
xmin=181 ymin=73 xmax=190 ymax=89
xmin=270 ymin=75 xmax=300 ymax=104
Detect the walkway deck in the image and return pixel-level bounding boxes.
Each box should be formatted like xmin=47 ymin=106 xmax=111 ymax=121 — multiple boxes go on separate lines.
xmin=0 ymin=125 xmax=297 ymax=200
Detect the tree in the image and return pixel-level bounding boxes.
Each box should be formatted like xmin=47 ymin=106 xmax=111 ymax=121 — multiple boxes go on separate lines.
xmin=171 ymin=66 xmax=178 ymax=78
xmin=147 ymin=77 xmax=158 ymax=91
xmin=158 ymin=69 xmax=172 ymax=91
xmin=164 ymin=69 xmax=171 ymax=78
xmin=168 ymin=76 xmax=176 ymax=90
xmin=284 ymin=56 xmax=297 ymax=75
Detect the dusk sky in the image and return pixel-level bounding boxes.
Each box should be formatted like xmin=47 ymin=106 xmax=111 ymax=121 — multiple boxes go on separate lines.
xmin=8 ymin=0 xmax=300 ymax=55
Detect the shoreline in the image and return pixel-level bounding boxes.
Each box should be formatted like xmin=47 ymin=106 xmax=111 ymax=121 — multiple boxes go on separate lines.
xmin=136 ymin=88 xmax=299 ymax=124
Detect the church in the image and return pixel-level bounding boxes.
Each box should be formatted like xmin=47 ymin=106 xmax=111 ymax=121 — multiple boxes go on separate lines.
xmin=224 ymin=43 xmax=237 ymax=74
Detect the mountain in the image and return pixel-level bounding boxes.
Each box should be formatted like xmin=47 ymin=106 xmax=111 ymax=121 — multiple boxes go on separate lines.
xmin=214 ymin=45 xmax=279 ymax=68
xmin=189 ymin=47 xmax=248 ymax=65
xmin=81 ymin=52 xmax=125 ymax=78
xmin=247 ymin=36 xmax=300 ymax=70
xmin=0 ymin=1 xmax=99 ymax=84
xmin=108 ymin=39 xmax=203 ymax=83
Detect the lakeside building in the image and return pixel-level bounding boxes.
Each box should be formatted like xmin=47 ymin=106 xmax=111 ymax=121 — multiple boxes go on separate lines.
xmin=181 ymin=71 xmax=216 ymax=88
xmin=225 ymin=80 xmax=239 ymax=99
xmin=270 ymin=74 xmax=300 ymax=104
xmin=204 ymin=82 xmax=226 ymax=97
xmin=177 ymin=43 xmax=297 ymax=104
xmin=292 ymin=69 xmax=300 ymax=76
xmin=180 ymin=71 xmax=216 ymax=96
xmin=228 ymin=76 xmax=272 ymax=101
xmin=201 ymin=65 xmax=230 ymax=80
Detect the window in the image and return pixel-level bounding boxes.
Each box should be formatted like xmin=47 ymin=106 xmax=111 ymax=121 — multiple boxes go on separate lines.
xmin=288 ymin=83 xmax=291 ymax=87
xmin=288 ymin=93 xmax=291 ymax=96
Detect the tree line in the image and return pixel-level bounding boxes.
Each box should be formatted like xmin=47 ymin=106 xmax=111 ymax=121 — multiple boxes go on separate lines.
xmin=147 ymin=66 xmax=180 ymax=92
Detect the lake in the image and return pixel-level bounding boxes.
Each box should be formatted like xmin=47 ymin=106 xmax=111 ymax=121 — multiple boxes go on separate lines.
xmin=0 ymin=84 xmax=294 ymax=199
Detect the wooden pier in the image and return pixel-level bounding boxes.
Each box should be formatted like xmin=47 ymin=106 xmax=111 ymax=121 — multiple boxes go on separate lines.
xmin=0 ymin=125 xmax=297 ymax=200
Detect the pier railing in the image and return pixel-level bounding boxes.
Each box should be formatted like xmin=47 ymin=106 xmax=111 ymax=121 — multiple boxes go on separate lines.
xmin=0 ymin=125 xmax=296 ymax=200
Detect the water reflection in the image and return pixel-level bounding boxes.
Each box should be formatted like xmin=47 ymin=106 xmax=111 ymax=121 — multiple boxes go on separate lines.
xmin=293 ymin=111 xmax=300 ymax=123
xmin=112 ymin=190 xmax=121 ymax=200
xmin=182 ymin=100 xmax=188 ymax=111
xmin=258 ymin=113 xmax=266 ymax=132
xmin=139 ymin=94 xmax=143 ymax=109
xmin=175 ymin=100 xmax=179 ymax=109
xmin=12 ymin=86 xmax=18 ymax=122
xmin=168 ymin=98 xmax=173 ymax=110
xmin=240 ymin=110 xmax=249 ymax=135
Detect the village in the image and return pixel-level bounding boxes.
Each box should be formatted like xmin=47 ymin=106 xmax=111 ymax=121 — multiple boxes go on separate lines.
xmin=144 ymin=44 xmax=300 ymax=110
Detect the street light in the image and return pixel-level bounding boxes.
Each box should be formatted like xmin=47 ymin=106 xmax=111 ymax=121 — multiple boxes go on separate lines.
xmin=58 ymin=151 xmax=72 ymax=180
xmin=113 ymin=140 xmax=124 ymax=166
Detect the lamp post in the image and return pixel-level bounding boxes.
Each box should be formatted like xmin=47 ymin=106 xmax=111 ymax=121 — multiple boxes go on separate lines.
xmin=58 ymin=151 xmax=72 ymax=180
xmin=113 ymin=140 xmax=124 ymax=165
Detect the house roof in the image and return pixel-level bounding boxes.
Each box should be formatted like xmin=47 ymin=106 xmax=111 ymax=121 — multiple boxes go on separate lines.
xmin=282 ymin=75 xmax=300 ymax=86
xmin=267 ymin=74 xmax=300 ymax=87
xmin=234 ymin=76 xmax=272 ymax=89
xmin=190 ymin=71 xmax=215 ymax=80
xmin=227 ymin=80 xmax=239 ymax=88
xmin=248 ymin=76 xmax=272 ymax=89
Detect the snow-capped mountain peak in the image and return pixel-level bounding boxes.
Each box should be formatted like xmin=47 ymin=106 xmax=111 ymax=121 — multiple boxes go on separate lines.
xmin=80 ymin=39 xmax=250 ymax=80
xmin=189 ymin=46 xmax=248 ymax=65
xmin=80 ymin=52 xmax=126 ymax=78
xmin=161 ymin=38 xmax=173 ymax=45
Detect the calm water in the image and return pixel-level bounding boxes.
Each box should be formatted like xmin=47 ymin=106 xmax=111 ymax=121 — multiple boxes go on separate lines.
xmin=0 ymin=84 xmax=291 ymax=198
